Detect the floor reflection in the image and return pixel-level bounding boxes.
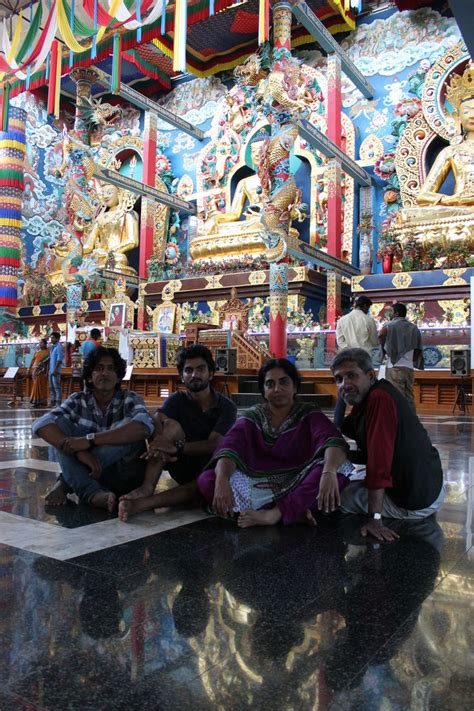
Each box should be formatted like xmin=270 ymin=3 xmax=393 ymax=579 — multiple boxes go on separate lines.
xmin=0 ymin=406 xmax=471 ymax=709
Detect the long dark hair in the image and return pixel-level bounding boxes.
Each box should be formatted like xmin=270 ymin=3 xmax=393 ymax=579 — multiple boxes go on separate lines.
xmin=82 ymin=347 xmax=126 ymax=391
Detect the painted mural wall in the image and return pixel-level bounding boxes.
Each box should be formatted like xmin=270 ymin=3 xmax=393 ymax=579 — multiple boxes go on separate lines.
xmin=12 ymin=3 xmax=463 ymax=307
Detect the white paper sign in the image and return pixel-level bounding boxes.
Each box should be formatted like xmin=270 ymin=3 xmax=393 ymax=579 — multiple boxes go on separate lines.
xmin=4 ymin=367 xmax=19 ymax=379
xmin=122 ymin=365 xmax=134 ymax=382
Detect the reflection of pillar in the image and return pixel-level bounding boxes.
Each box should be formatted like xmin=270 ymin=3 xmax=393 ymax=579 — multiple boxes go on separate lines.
xmin=326 ymin=54 xmax=342 ymax=259
xmin=0 ymin=107 xmax=26 ymax=308
xmin=137 ymin=112 xmax=157 ymax=330
xmin=69 ymin=68 xmax=99 ymax=141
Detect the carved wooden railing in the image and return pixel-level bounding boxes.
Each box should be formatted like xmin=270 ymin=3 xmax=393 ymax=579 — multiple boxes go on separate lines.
xmin=231 ymin=332 xmax=270 ymax=370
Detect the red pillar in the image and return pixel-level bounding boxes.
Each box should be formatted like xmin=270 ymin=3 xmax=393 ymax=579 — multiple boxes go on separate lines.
xmin=137 ymin=112 xmax=157 ymax=329
xmin=326 ymin=54 xmax=342 ymax=260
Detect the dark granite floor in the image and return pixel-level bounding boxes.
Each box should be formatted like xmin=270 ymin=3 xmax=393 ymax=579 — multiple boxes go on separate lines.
xmin=0 ymin=404 xmax=472 ymax=710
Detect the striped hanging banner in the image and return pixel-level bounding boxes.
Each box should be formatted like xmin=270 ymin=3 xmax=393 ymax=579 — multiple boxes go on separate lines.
xmin=92 ymin=0 xmax=98 ymax=58
xmin=47 ymin=40 xmax=61 ymax=117
xmin=173 ymin=0 xmax=187 ymax=73
xmin=111 ymin=32 xmax=122 ymax=94
xmin=136 ymin=0 xmax=142 ymax=42
xmin=69 ymin=0 xmax=75 ymax=67
xmin=209 ymin=0 xmax=215 ymax=16
xmin=1 ymin=83 xmax=10 ymax=132
xmin=161 ymin=0 xmax=166 ymax=34
xmin=258 ymin=0 xmax=270 ymax=45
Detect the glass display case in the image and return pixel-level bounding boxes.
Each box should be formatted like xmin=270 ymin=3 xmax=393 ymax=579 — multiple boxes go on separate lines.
xmin=248 ymin=327 xmax=470 ymax=370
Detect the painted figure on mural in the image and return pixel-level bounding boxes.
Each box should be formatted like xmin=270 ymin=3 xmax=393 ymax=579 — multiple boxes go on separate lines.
xmin=398 ymin=63 xmax=474 ymax=226
xmin=83 ymin=183 xmax=139 ymax=275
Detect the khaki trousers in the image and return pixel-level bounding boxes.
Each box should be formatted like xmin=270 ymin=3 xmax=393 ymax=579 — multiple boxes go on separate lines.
xmin=385 ymin=366 xmax=415 ymax=411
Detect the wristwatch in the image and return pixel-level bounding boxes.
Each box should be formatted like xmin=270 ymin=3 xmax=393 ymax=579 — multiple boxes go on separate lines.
xmin=175 ymin=438 xmax=186 ymax=458
xmin=368 ymin=512 xmax=382 ymax=520
xmin=86 ymin=432 xmax=96 ymax=448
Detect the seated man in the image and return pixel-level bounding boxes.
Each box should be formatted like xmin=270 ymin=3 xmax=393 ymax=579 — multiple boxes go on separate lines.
xmin=330 ymin=348 xmax=444 ymax=541
xmin=120 ymin=344 xmax=237 ymax=507
xmin=33 ymin=347 xmax=154 ymax=511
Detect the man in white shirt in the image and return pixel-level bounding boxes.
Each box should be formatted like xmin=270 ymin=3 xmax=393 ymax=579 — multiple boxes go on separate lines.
xmin=334 ymin=296 xmax=379 ymax=428
xmin=379 ymin=302 xmax=424 ymax=411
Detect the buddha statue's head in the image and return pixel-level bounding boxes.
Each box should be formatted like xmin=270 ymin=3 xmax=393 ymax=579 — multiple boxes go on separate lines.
xmin=245 ymin=139 xmax=265 ymax=169
xmin=459 ymin=96 xmax=474 ymax=134
xmin=101 ymin=184 xmax=120 ymax=209
xmin=446 ymin=62 xmax=474 ymax=134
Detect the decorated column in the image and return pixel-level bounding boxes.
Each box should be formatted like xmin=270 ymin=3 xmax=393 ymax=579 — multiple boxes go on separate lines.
xmin=137 ymin=111 xmax=158 ymax=329
xmin=267 ymin=1 xmax=293 ymax=358
xmin=326 ymin=271 xmax=341 ymax=331
xmin=0 ymin=107 xmax=26 ymax=309
xmin=326 ymin=54 xmax=342 ymax=261
xmin=69 ymin=68 xmax=99 ymax=141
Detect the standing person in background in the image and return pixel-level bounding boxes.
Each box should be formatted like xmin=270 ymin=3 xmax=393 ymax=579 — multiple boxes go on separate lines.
xmin=379 ymin=303 xmax=424 ymax=411
xmin=334 ymin=296 xmax=379 ymax=428
xmin=80 ymin=328 xmax=101 ymax=360
xmin=64 ymin=343 xmax=73 ymax=368
xmin=49 ymin=332 xmax=64 ymax=407
xmin=28 ymin=339 xmax=50 ymax=407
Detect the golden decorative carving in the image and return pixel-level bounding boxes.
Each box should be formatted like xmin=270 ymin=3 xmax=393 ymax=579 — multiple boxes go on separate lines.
xmin=359 ymin=135 xmax=384 ymax=166
xmin=32 ymin=305 xmax=41 ymax=317
xmin=248 ymin=270 xmax=267 ymax=285
xmin=205 ymin=275 xmax=223 ymax=289
xmin=129 ymin=335 xmax=159 ymax=368
xmin=351 ymin=276 xmax=365 ymax=292
xmin=391 ymin=272 xmax=413 ymax=289
xmin=442 ymin=268 xmax=468 ymax=286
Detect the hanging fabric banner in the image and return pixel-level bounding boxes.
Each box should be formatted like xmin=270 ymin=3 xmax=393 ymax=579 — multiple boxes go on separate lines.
xmin=258 ymin=0 xmax=270 ymax=45
xmin=111 ymin=32 xmax=122 ymax=93
xmin=47 ymin=40 xmax=61 ymax=117
xmin=0 ymin=83 xmax=10 ymax=132
xmin=173 ymin=0 xmax=187 ymax=73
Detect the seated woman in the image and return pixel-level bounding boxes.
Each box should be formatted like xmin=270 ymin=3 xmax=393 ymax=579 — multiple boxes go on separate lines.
xmin=119 ymin=359 xmax=352 ymax=526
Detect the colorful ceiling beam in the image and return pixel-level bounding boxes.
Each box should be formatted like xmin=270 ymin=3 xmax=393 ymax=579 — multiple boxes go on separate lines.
xmin=0 ymin=0 xmax=355 ymax=99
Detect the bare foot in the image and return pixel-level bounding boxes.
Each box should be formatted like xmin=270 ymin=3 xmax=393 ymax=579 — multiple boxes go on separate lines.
xmin=118 ymin=497 xmax=154 ymax=522
xmin=45 ymin=479 xmax=68 ymax=506
xmin=90 ymin=491 xmax=117 ymax=512
xmin=237 ymin=507 xmax=282 ymax=528
xmin=120 ymin=484 xmax=154 ymax=501
xmin=294 ymin=509 xmax=317 ymax=526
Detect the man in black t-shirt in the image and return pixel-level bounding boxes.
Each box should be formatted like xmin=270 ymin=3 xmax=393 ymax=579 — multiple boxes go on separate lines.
xmin=119 ymin=344 xmax=237 ymax=506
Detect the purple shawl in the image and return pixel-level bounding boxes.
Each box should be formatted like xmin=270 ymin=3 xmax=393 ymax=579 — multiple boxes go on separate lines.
xmin=210 ymin=403 xmax=347 ymax=500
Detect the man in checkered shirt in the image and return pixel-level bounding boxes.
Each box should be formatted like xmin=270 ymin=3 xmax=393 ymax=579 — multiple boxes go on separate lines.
xmin=32 ymin=347 xmax=154 ymax=512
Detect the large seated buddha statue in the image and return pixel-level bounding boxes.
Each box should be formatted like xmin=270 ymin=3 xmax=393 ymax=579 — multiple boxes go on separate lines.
xmin=189 ymin=141 xmax=299 ymax=261
xmin=83 ymin=183 xmax=139 ymax=275
xmin=397 ymin=62 xmax=474 ymax=247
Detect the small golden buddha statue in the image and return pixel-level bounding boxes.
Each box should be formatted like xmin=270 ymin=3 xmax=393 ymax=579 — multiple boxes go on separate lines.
xmin=398 ymin=63 xmax=474 ymax=235
xmin=190 ymin=141 xmax=298 ymax=260
xmin=83 ymin=183 xmax=139 ymax=275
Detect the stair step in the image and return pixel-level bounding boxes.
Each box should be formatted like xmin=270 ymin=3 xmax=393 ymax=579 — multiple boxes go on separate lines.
xmin=232 ymin=393 xmax=333 ymax=408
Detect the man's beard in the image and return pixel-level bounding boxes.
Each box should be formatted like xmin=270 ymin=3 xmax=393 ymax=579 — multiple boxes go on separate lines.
xmin=186 ymin=378 xmax=209 ymax=393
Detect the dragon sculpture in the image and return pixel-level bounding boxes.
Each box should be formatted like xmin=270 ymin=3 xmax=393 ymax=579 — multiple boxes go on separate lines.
xmin=235 ymin=47 xmax=311 ymax=261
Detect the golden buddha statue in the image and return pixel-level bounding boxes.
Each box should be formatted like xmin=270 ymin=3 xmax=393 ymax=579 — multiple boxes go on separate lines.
xmin=83 ymin=183 xmax=139 ymax=275
xmin=397 ymin=63 xmax=474 ymax=245
xmin=190 ymin=141 xmax=298 ymax=261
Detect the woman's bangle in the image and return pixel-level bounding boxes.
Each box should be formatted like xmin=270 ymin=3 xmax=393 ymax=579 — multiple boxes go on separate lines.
xmin=322 ymin=470 xmax=337 ymax=476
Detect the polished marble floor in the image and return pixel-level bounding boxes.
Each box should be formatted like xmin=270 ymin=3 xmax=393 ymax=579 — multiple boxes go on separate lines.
xmin=0 ymin=402 xmax=472 ymax=710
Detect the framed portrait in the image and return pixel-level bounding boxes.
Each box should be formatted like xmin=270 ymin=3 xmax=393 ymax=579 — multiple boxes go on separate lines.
xmin=156 ymin=303 xmax=176 ymax=335
xmin=108 ymin=303 xmax=126 ymax=329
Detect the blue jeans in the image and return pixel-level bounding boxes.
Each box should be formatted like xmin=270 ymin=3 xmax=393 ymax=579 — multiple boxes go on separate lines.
xmin=54 ymin=417 xmax=146 ymax=504
xmin=49 ymin=373 xmax=62 ymax=405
